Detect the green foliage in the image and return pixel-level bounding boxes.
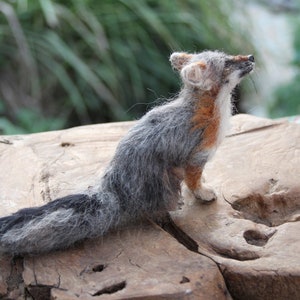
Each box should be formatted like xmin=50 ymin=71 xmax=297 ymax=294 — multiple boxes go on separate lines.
xmin=270 ymin=20 xmax=300 ymax=118
xmin=0 ymin=0 xmax=252 ymax=134
xmin=0 ymin=108 xmax=65 ymax=134
xmin=270 ymin=75 xmax=300 ymax=117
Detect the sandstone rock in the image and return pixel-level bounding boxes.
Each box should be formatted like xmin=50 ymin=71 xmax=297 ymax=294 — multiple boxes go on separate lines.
xmin=0 ymin=121 xmax=133 ymax=216
xmin=22 ymin=222 xmax=230 ymax=300
xmin=0 ymin=120 xmax=229 ymax=299
xmin=173 ymin=114 xmax=300 ymax=300
xmin=0 ymin=114 xmax=299 ymax=299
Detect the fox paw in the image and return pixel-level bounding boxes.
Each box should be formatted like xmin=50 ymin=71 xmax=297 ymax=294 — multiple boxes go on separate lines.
xmin=193 ymin=186 xmax=216 ymax=204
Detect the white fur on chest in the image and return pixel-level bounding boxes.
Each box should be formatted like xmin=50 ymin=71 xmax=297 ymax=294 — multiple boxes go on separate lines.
xmin=215 ymin=86 xmax=233 ymax=146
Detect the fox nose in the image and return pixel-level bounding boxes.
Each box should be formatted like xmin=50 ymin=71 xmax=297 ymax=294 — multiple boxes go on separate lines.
xmin=248 ymin=55 xmax=255 ymax=62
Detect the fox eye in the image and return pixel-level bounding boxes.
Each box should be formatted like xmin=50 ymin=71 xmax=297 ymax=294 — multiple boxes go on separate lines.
xmin=224 ymin=59 xmax=233 ymax=68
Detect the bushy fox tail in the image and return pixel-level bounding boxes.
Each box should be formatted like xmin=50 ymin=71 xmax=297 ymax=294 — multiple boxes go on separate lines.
xmin=0 ymin=192 xmax=121 ymax=255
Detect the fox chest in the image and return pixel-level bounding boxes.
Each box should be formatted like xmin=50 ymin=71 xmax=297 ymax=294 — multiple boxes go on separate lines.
xmin=192 ymin=93 xmax=232 ymax=150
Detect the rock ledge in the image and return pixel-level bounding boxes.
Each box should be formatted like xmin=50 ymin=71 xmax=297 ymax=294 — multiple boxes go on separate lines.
xmin=0 ymin=114 xmax=299 ymax=299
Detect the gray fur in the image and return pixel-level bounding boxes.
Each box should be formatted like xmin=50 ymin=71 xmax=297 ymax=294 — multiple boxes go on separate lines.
xmin=0 ymin=50 xmax=254 ymax=254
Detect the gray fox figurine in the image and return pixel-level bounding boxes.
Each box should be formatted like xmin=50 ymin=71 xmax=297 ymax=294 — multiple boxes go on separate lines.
xmin=0 ymin=50 xmax=254 ymax=254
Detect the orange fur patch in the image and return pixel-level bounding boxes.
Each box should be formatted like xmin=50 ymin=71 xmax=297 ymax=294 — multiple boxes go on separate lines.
xmin=175 ymin=53 xmax=193 ymax=70
xmin=234 ymin=55 xmax=248 ymax=61
xmin=196 ymin=61 xmax=207 ymax=69
xmin=185 ymin=165 xmax=203 ymax=191
xmin=191 ymin=89 xmax=220 ymax=149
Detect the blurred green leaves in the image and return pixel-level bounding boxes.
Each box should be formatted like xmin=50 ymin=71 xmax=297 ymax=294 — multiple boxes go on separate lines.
xmin=0 ymin=0 xmax=251 ymax=134
xmin=271 ymin=20 xmax=300 ymax=117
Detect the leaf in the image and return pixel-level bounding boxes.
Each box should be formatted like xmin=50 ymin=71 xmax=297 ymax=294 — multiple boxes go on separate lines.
xmin=44 ymin=31 xmax=126 ymax=119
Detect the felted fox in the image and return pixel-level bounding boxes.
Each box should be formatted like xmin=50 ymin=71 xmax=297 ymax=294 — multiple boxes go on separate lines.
xmin=0 ymin=50 xmax=254 ymax=254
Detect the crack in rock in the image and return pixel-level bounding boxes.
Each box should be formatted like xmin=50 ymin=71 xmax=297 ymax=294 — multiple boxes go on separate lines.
xmin=92 ymin=280 xmax=126 ymax=297
xmin=5 ymin=257 xmax=24 ymax=299
xmin=25 ymin=285 xmax=51 ymax=300
xmin=157 ymin=213 xmax=199 ymax=253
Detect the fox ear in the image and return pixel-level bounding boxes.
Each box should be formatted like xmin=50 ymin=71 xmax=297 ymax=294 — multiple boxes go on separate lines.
xmin=170 ymin=52 xmax=193 ymax=71
xmin=181 ymin=61 xmax=212 ymax=90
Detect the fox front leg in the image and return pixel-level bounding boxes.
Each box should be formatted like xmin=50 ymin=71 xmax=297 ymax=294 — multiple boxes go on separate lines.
xmin=184 ymin=164 xmax=216 ymax=203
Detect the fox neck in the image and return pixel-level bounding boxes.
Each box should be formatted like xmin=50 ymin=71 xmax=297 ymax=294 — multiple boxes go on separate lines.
xmin=188 ymin=84 xmax=233 ymax=151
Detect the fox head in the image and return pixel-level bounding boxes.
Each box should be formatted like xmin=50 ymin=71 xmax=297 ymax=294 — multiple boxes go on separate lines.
xmin=170 ymin=51 xmax=255 ymax=91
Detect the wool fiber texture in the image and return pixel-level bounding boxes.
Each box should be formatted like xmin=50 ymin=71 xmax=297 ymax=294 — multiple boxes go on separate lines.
xmin=0 ymin=50 xmax=254 ymax=254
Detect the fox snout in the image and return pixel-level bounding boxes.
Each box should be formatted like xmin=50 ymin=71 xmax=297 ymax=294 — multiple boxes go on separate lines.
xmin=247 ymin=55 xmax=255 ymax=62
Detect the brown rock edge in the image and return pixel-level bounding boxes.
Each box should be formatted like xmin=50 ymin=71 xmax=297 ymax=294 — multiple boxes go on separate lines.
xmin=0 ymin=114 xmax=299 ymax=299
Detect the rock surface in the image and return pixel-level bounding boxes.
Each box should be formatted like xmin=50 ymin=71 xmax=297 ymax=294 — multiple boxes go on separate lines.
xmin=0 ymin=114 xmax=299 ymax=299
